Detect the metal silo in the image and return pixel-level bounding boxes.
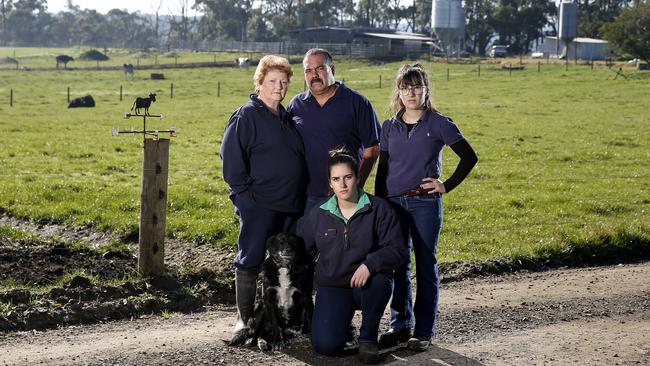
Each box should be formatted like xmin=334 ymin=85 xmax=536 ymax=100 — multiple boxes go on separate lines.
xmin=431 ymin=0 xmax=465 ymax=56
xmin=558 ymin=0 xmax=578 ymax=61
xmin=558 ymin=0 xmax=578 ymax=41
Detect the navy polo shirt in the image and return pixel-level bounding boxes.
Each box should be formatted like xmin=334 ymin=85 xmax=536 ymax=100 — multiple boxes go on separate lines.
xmin=220 ymin=94 xmax=307 ymax=213
xmin=380 ymin=110 xmax=464 ymax=197
xmin=288 ymin=82 xmax=380 ymax=197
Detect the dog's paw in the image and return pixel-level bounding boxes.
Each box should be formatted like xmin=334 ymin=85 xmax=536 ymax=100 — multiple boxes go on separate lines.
xmin=244 ymin=336 xmax=256 ymax=348
xmin=270 ymin=340 xmax=286 ymax=351
xmin=257 ymin=338 xmax=269 ymax=351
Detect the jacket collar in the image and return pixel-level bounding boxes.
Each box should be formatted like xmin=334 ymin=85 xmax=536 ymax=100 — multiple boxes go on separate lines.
xmin=250 ymin=93 xmax=288 ymax=123
xmin=320 ymin=189 xmax=371 ymax=224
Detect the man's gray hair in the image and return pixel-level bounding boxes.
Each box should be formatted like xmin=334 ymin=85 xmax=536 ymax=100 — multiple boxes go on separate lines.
xmin=303 ymin=48 xmax=333 ymax=66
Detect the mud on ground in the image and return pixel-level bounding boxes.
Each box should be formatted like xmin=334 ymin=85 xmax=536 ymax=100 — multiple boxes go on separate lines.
xmin=0 ymin=216 xmax=234 ymax=332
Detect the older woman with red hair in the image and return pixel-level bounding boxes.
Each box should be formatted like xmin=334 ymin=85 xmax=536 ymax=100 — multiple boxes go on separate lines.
xmin=221 ymin=55 xmax=307 ymax=340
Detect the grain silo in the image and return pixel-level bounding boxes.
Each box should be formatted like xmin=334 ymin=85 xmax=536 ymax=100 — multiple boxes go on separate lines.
xmin=558 ymin=0 xmax=578 ymax=41
xmin=431 ymin=0 xmax=465 ymax=56
xmin=558 ymin=0 xmax=578 ymax=59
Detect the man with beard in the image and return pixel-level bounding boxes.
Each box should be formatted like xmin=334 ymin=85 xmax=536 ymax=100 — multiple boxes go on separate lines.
xmin=288 ymin=49 xmax=381 ymax=213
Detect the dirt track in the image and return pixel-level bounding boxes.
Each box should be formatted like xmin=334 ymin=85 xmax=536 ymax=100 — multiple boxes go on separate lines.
xmin=2 ymin=262 xmax=648 ymax=366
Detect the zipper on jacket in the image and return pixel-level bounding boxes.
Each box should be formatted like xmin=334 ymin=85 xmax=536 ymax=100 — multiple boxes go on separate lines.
xmin=343 ymin=224 xmax=350 ymax=250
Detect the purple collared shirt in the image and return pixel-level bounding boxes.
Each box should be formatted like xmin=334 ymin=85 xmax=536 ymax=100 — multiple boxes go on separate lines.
xmin=288 ymin=82 xmax=380 ymax=197
xmin=380 ymin=110 xmax=464 ymax=197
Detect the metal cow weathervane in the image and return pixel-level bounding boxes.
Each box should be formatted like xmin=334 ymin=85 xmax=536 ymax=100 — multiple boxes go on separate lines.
xmin=112 ymin=94 xmax=177 ymax=276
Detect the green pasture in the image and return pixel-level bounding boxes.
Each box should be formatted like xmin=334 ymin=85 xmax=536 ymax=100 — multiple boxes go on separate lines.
xmin=0 ymin=47 xmax=264 ymax=70
xmin=0 ymin=51 xmax=648 ymax=265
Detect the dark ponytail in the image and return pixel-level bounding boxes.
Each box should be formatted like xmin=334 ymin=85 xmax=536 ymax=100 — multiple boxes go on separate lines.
xmin=327 ymin=147 xmax=359 ymax=179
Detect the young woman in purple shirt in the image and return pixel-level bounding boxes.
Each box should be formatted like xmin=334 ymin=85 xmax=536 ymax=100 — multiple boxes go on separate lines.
xmin=375 ymin=64 xmax=478 ymax=351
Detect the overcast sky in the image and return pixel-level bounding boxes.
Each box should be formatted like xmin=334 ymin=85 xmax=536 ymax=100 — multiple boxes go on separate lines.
xmin=46 ymin=0 xmax=201 ymax=16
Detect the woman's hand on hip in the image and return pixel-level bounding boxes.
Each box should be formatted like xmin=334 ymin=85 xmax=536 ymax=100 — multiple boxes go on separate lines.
xmin=421 ymin=177 xmax=446 ymax=194
xmin=350 ymin=264 xmax=370 ymax=288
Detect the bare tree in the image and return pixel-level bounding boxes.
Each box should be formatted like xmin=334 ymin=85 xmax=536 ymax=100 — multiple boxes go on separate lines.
xmin=168 ymin=0 xmax=191 ymax=47
xmin=151 ymin=0 xmax=164 ymax=46
xmin=0 ymin=0 xmax=11 ymax=46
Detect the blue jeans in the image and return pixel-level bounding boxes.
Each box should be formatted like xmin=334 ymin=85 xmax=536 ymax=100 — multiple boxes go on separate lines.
xmin=311 ymin=273 xmax=393 ymax=356
xmin=388 ymin=194 xmax=443 ymax=338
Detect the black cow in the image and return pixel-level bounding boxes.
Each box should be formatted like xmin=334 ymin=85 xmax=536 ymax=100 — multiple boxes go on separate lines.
xmin=131 ymin=93 xmax=156 ymax=115
xmin=56 ymin=55 xmax=74 ymax=70
xmin=229 ymin=233 xmax=314 ymax=351
xmin=68 ymin=95 xmax=95 ymax=108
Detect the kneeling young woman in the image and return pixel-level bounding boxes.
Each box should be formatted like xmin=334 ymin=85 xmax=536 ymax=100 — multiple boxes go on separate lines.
xmin=299 ymin=149 xmax=408 ymax=364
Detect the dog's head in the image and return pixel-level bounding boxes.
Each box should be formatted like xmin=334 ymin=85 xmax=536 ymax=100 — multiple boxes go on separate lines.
xmin=265 ymin=233 xmax=305 ymax=268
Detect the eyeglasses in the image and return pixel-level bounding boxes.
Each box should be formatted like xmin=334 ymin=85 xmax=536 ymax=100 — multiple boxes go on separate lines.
xmin=398 ymin=85 xmax=426 ymax=95
xmin=304 ymin=64 xmax=328 ymax=74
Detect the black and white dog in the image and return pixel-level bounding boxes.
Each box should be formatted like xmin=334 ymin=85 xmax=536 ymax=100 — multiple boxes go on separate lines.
xmin=230 ymin=233 xmax=314 ymax=351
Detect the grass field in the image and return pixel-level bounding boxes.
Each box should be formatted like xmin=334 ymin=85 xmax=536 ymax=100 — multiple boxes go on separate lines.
xmin=0 ymin=47 xmax=265 ymax=70
xmin=0 ymin=48 xmax=648 ymax=265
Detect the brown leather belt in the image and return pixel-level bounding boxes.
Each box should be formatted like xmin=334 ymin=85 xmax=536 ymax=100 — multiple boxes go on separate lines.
xmin=404 ymin=187 xmax=432 ymax=197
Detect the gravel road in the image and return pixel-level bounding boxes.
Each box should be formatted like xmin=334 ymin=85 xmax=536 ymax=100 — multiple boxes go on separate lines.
xmin=2 ymin=262 xmax=648 ymax=366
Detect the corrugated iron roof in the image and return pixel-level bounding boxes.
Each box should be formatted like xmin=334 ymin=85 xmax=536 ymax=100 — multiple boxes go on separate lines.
xmin=546 ymin=36 xmax=608 ymax=44
xmin=362 ymin=32 xmax=434 ymax=41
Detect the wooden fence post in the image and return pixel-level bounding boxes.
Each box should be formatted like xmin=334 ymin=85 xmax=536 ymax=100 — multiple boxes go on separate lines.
xmin=67 ymin=87 xmax=70 ymax=103
xmin=447 ymin=68 xmax=450 ymax=81
xmin=379 ymin=74 xmax=382 ymax=88
xmin=217 ymin=82 xmax=221 ymax=97
xmin=170 ymin=83 xmax=174 ymax=99
xmin=139 ymin=138 xmax=169 ymax=276
xmin=120 ymin=85 xmax=123 ymax=101
xmin=9 ymin=89 xmax=13 ymax=107
xmin=477 ymin=62 xmax=481 ymax=78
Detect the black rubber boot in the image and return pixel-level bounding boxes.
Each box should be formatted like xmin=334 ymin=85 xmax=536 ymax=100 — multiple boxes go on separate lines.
xmin=234 ymin=269 xmax=258 ymax=332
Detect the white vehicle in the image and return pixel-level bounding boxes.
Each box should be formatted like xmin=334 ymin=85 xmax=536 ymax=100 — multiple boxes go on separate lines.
xmin=489 ymin=45 xmax=508 ymax=58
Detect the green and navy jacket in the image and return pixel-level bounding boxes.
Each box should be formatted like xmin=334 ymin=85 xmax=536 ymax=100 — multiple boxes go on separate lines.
xmin=298 ymin=191 xmax=408 ymax=288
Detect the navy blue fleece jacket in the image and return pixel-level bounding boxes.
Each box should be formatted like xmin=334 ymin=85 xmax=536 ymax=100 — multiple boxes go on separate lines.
xmin=298 ymin=194 xmax=408 ymax=287
xmin=220 ymin=94 xmax=307 ymax=213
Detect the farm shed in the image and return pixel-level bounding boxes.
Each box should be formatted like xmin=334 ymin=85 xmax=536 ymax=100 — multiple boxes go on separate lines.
xmin=289 ymin=26 xmax=434 ymax=57
xmin=536 ymin=36 xmax=611 ymax=60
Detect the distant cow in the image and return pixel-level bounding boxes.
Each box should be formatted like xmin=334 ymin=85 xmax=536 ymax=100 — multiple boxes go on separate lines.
xmin=236 ymin=57 xmax=250 ymax=67
xmin=131 ymin=93 xmax=156 ymax=115
xmin=123 ymin=63 xmax=134 ymax=78
xmin=56 ymin=55 xmax=74 ymax=70
xmin=68 ymin=95 xmax=95 ymax=108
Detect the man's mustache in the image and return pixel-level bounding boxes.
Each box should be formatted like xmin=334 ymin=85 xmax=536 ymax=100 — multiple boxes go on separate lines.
xmin=310 ymin=77 xmax=323 ymax=85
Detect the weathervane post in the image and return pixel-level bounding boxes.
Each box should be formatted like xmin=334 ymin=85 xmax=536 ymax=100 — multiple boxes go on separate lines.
xmin=112 ymin=109 xmax=176 ymax=276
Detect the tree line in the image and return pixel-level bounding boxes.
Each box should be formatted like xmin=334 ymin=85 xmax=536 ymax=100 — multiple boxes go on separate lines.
xmin=0 ymin=0 xmax=648 ymax=59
